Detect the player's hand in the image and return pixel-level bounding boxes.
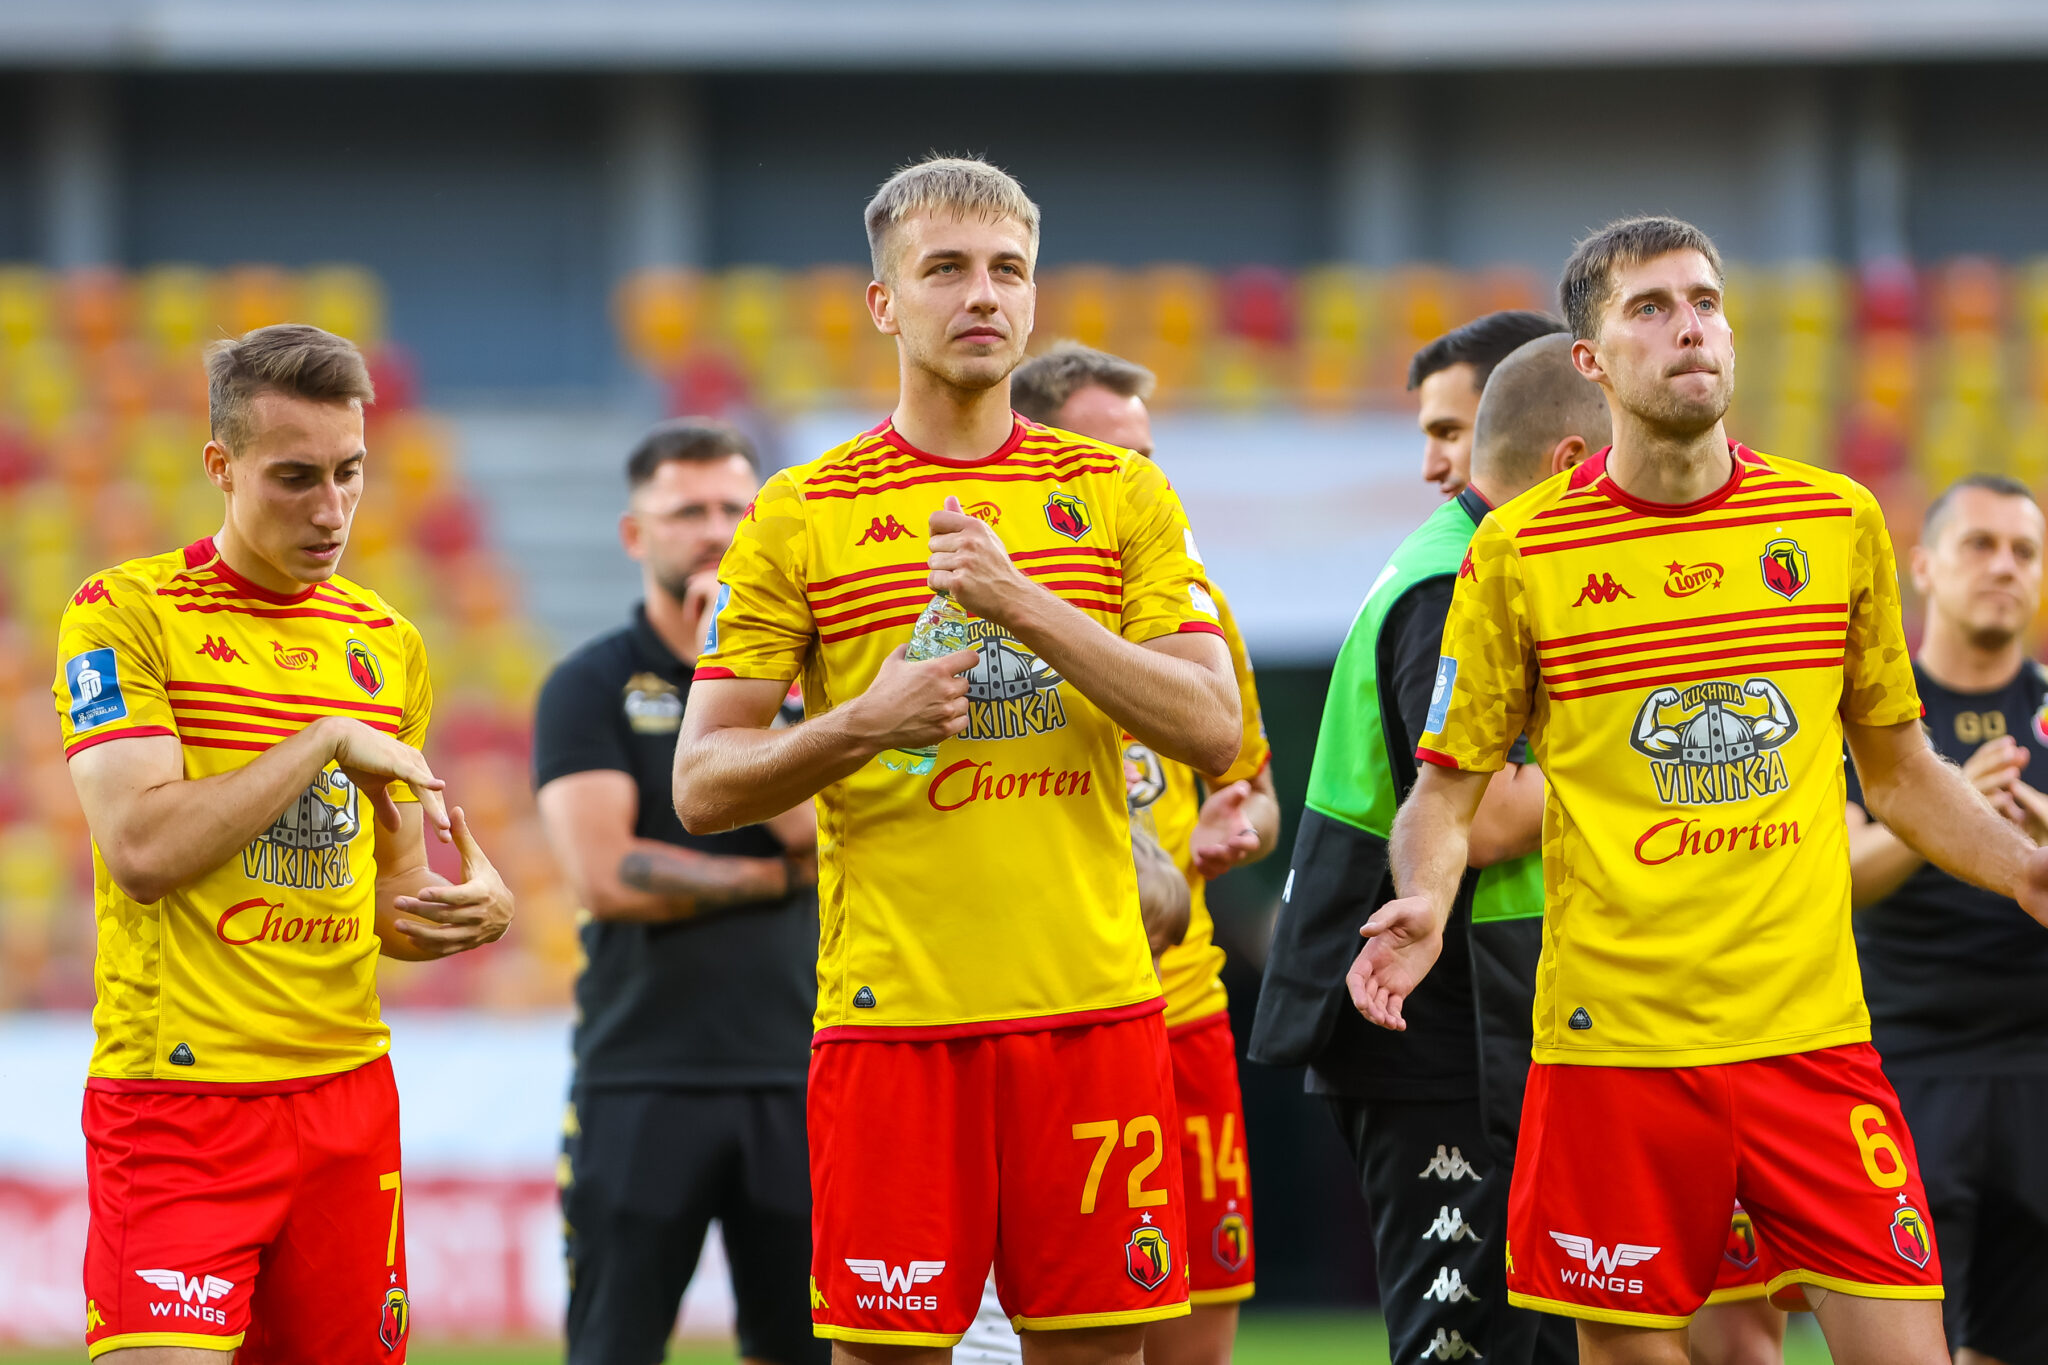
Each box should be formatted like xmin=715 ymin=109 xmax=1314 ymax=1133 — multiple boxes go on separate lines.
xmin=1346 ymin=896 xmax=1445 ymax=1031
xmin=389 ymin=807 xmax=514 ymax=956
xmin=928 ymin=496 xmax=1034 ymax=623
xmin=1964 ymin=737 xmax=2030 ymax=826
xmin=1190 ymin=780 xmax=1262 ymax=879
xmin=681 ymin=570 xmax=723 ymax=656
xmin=2005 ymin=778 xmax=2048 ymax=845
xmin=325 ymin=716 xmax=450 ymax=839
xmin=845 ymin=644 xmax=979 ymax=753
xmin=2014 ymin=833 xmax=2048 ymax=928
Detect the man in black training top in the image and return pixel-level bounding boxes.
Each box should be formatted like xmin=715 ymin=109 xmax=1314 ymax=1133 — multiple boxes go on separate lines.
xmin=1845 ymin=473 xmax=2048 ymax=1365
xmin=534 ymin=419 xmax=826 ymax=1365
xmin=1253 ymin=320 xmax=1593 ymax=1365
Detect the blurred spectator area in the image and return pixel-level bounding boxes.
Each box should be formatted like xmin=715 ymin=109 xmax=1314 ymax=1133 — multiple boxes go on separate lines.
xmin=0 ymin=264 xmax=575 ymax=1012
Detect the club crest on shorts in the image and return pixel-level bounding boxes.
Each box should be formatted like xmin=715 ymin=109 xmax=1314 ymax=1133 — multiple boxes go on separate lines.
xmin=1724 ymin=1207 xmax=1759 ymax=1271
xmin=346 ymin=640 xmax=385 ymax=697
xmin=378 ymin=1285 xmax=410 ymax=1349
xmin=1760 ymin=537 xmax=1810 ymax=600
xmin=1212 ymin=1211 xmax=1249 ymax=1272
xmin=1890 ymin=1205 xmax=1932 ymax=1268
xmin=1045 ymin=490 xmax=1090 ymax=541
xmin=1125 ymin=1224 xmax=1172 ymax=1290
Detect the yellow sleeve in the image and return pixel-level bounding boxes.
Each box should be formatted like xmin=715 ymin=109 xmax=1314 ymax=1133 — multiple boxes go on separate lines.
xmin=1842 ymin=490 xmax=1922 ymax=726
xmin=1117 ymin=455 xmax=1221 ymax=645
xmin=1416 ymin=517 xmax=1533 ymax=772
xmin=1213 ymin=587 xmax=1270 ymax=785
xmin=53 ymin=569 xmax=178 ymax=759
xmin=695 ymin=470 xmax=815 ymax=683
xmin=386 ymin=619 xmax=433 ymax=805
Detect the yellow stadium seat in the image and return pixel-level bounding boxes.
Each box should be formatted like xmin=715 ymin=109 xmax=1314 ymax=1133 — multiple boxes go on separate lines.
xmin=300 ymin=265 xmax=387 ymax=350
xmin=0 ymin=267 xmax=54 ymax=350
xmin=138 ymin=266 xmax=214 ymax=359
xmin=216 ymin=265 xmax=300 ymax=340
xmin=614 ymin=268 xmax=704 ymax=373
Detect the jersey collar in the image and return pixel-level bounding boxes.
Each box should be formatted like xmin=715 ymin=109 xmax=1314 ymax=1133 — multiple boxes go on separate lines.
xmin=1570 ymin=440 xmax=1757 ymax=517
xmin=184 ymin=535 xmax=320 ymax=605
xmin=1454 ymin=485 xmax=1493 ymax=527
xmin=878 ymin=413 xmax=1030 ymax=468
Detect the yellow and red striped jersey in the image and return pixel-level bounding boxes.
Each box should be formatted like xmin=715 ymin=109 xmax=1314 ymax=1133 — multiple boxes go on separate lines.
xmin=1419 ymin=446 xmax=1920 ymax=1067
xmin=697 ymin=416 xmax=1223 ymax=1038
xmin=53 ymin=536 xmax=430 ymax=1088
xmin=1127 ymin=585 xmax=1270 ymax=1029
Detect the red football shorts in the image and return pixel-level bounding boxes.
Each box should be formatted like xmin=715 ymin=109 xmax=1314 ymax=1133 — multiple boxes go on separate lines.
xmin=808 ymin=1010 xmax=1191 ymax=1347
xmin=1507 ymin=1043 xmax=1941 ymax=1329
xmin=1168 ymin=1010 xmax=1255 ymax=1305
xmin=83 ymin=1056 xmax=412 ymax=1363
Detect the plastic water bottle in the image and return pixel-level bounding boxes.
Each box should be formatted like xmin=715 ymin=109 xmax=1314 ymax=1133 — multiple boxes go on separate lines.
xmin=883 ymin=591 xmax=975 ymax=775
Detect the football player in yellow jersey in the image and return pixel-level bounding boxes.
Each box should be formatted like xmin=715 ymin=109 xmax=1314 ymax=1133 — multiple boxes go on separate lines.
xmin=57 ymin=326 xmax=514 ymax=1365
xmin=674 ymin=157 xmax=1241 ymax=1365
xmin=1009 ymin=343 xmax=1275 ymax=1365
xmin=1349 ymin=216 xmax=2048 ymax=1365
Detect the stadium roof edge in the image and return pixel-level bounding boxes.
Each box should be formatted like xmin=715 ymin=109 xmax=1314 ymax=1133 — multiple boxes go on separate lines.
xmin=5 ymin=0 xmax=2048 ymax=69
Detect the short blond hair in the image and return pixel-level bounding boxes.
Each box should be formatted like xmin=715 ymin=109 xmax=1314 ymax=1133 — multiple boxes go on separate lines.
xmin=205 ymin=324 xmax=375 ymax=454
xmin=864 ymin=155 xmax=1041 ymax=283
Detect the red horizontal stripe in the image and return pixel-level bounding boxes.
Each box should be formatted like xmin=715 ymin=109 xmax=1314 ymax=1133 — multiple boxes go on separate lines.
xmin=172 ymin=699 xmax=399 ymax=734
xmin=64 ymin=724 xmax=176 ymax=758
xmin=1518 ymin=489 xmax=1848 ymax=540
xmin=1013 ymin=545 xmax=1120 ymax=563
xmin=1543 ymin=634 xmax=1849 ymax=686
xmin=1177 ymin=621 xmax=1225 ymax=638
xmin=1541 ymin=619 xmax=1848 ymax=668
xmin=805 ymin=558 xmax=926 ymax=593
xmin=166 ymin=679 xmax=403 ymax=717
xmin=809 ymin=575 xmax=931 ymax=611
xmin=1526 ymin=478 xmax=1812 ymax=521
xmin=171 ymin=715 xmax=301 ymax=739
xmin=1039 ymin=582 xmax=1125 ymax=598
xmin=1063 ymin=597 xmax=1124 ymax=614
xmin=814 ymin=593 xmax=931 ymax=630
xmin=1416 ymin=745 xmax=1464 ymax=769
xmin=1021 ymin=561 xmax=1123 ymax=580
xmin=811 ymin=994 xmax=1162 ymax=1045
xmin=1539 ymin=603 xmax=1846 ymax=651
xmin=1549 ymin=655 xmax=1845 ymax=701
xmin=820 ymin=612 xmax=923 ymax=645
xmin=806 ymin=451 xmax=1112 ymax=487
xmin=1518 ymin=505 xmax=1852 ymax=556
xmin=183 ymin=735 xmax=277 ymax=753
xmin=693 ymin=665 xmax=738 ymax=681
xmin=170 ymin=600 xmax=395 ymax=628
xmin=803 ymin=464 xmax=1121 ymax=501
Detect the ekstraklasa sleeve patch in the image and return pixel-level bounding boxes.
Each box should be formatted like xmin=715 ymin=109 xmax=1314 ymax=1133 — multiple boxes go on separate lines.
xmin=1425 ymin=656 xmax=1457 ymax=735
xmin=66 ymin=648 xmax=128 ymax=731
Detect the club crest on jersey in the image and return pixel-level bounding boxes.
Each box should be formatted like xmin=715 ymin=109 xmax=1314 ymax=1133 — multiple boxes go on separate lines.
xmin=1890 ymin=1205 xmax=1932 ymax=1268
xmin=1630 ymin=678 xmax=1798 ymax=806
xmin=244 ymin=770 xmax=360 ymax=890
xmin=1045 ymin=490 xmax=1090 ymax=541
xmin=1125 ymin=1224 xmax=1172 ymax=1290
xmin=346 ymin=640 xmax=384 ymax=697
xmin=1760 ymin=538 xmax=1810 ymax=600
xmin=379 ymin=1287 xmax=410 ymax=1350
xmin=1213 ymin=1212 xmax=1250 ymax=1272
xmin=961 ymin=621 xmax=1068 ymax=740
xmin=1123 ymin=740 xmax=1167 ymax=811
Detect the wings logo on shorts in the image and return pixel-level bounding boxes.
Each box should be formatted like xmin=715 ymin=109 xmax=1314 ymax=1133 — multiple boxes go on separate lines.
xmin=845 ymin=1259 xmax=946 ymax=1292
xmin=1549 ymin=1233 xmax=1659 ymax=1275
xmin=135 ymin=1268 xmax=234 ymax=1303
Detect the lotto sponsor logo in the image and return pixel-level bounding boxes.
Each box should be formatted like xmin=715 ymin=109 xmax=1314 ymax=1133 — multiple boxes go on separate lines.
xmin=845 ymin=1259 xmax=943 ymax=1311
xmin=271 ymin=640 xmax=319 ymax=670
xmin=1422 ymin=1206 xmax=1480 ymax=1243
xmin=1632 ymin=816 xmax=1802 ymax=865
xmin=1630 ymin=679 xmax=1797 ymax=807
xmin=856 ymin=515 xmax=917 ymax=546
xmin=1549 ymin=1232 xmax=1657 ymax=1294
xmin=1663 ymin=561 xmax=1725 ymax=597
xmin=196 ymin=635 xmax=246 ymax=663
xmin=964 ymin=501 xmax=1001 ymax=526
xmin=1421 ymin=1266 xmax=1479 ymax=1303
xmin=1421 ymin=1328 xmax=1484 ymax=1360
xmin=136 ymin=1268 xmax=233 ymax=1326
xmin=926 ymin=759 xmax=1094 ymax=812
xmin=1571 ymin=572 xmax=1634 ymax=606
xmin=72 ymin=579 xmax=111 ymax=606
xmin=215 ymin=896 xmax=366 ymax=948
xmin=1417 ymin=1146 xmax=1481 ymax=1182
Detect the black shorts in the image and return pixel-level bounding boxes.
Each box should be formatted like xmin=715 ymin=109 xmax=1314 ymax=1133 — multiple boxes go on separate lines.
xmin=1890 ymin=1070 xmax=2048 ymax=1363
xmin=563 ymin=1085 xmax=827 ymax=1365
xmin=1324 ymin=1094 xmax=1575 ymax=1365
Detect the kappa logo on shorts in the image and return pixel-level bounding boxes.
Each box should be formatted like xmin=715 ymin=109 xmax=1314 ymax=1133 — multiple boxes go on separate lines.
xmin=1421 ymin=1328 xmax=1484 ymax=1360
xmin=1550 ymin=1232 xmax=1658 ymax=1294
xmin=846 ymin=1259 xmax=944 ymax=1311
xmin=1421 ymin=1266 xmax=1480 ymax=1303
xmin=136 ymin=1269 xmax=234 ymax=1327
xmin=1423 ymin=1205 xmax=1480 ymax=1243
xmin=379 ymin=1286 xmax=410 ymax=1349
xmin=1125 ymin=1221 xmax=1172 ymax=1291
xmin=1890 ymin=1204 xmax=1932 ymax=1268
xmin=1417 ymin=1145 xmax=1481 ymax=1181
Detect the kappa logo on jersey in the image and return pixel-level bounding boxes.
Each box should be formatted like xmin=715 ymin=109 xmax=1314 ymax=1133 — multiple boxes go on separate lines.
xmin=845 ymin=1259 xmax=944 ymax=1310
xmin=65 ymin=648 xmax=128 ymax=731
xmin=196 ymin=635 xmax=245 ymax=663
xmin=1571 ymin=572 xmax=1635 ymax=606
xmin=1664 ymin=561 xmax=1725 ymax=597
xmin=856 ymin=515 xmax=917 ymax=545
xmin=72 ymin=579 xmax=111 ymax=606
xmin=136 ymin=1268 xmax=234 ymax=1327
xmin=965 ymin=501 xmax=1001 ymax=526
xmin=1457 ymin=549 xmax=1476 ymax=581
xmin=1761 ymin=537 xmax=1810 ymax=600
xmin=244 ymin=769 xmax=361 ymax=890
xmin=379 ymin=1286 xmax=410 ymax=1350
xmin=1629 ymin=678 xmax=1797 ymax=806
xmin=1423 ymin=1205 xmax=1480 ymax=1243
xmin=271 ymin=640 xmax=318 ymax=671
xmin=1417 ymin=1145 xmax=1481 ymax=1181
xmin=1422 ymin=1266 xmax=1480 ymax=1303
xmin=961 ymin=621 xmax=1067 ymax=740
xmin=1725 ymin=1208 xmax=1760 ymax=1271
xmin=1123 ymin=741 xmax=1167 ymax=811
xmin=1550 ymin=1232 xmax=1658 ymax=1294
xmin=1213 ymin=1211 xmax=1250 ymax=1271
xmin=1420 ymin=1328 xmax=1484 ymax=1360
xmin=1125 ymin=1224 xmax=1172 ymax=1290
xmin=1045 ymin=489 xmax=1090 ymax=541
xmin=345 ymin=640 xmax=385 ymax=697
xmin=1890 ymin=1205 xmax=1932 ymax=1268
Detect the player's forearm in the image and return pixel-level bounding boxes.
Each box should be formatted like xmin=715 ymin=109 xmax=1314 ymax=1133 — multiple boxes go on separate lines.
xmin=1243 ymin=785 xmax=1280 ymax=863
xmin=674 ymin=710 xmax=880 ymax=834
xmin=103 ymin=719 xmax=343 ymax=903
xmin=1866 ymin=748 xmax=2034 ymax=907
xmin=1468 ymin=762 xmax=1544 ymax=869
xmin=374 ymin=862 xmax=446 ymax=961
xmin=1388 ymin=765 xmax=1489 ymax=929
xmin=604 ymin=841 xmax=791 ymax=922
xmin=1846 ymin=812 xmax=1924 ymax=910
xmin=1003 ymin=588 xmax=1239 ymax=774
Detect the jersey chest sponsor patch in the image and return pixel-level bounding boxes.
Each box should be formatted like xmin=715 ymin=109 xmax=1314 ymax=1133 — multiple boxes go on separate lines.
xmin=66 ymin=648 xmax=129 ymax=731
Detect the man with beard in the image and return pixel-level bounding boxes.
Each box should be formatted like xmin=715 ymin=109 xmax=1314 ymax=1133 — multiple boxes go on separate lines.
xmin=1410 ymin=311 xmax=1570 ymax=499
xmin=535 ymin=419 xmax=826 ymax=1365
xmin=1845 ymin=474 xmax=2048 ymax=1365
xmin=1351 ymin=215 xmax=2048 ymax=1365
xmin=676 ymin=157 xmax=1238 ymax=1363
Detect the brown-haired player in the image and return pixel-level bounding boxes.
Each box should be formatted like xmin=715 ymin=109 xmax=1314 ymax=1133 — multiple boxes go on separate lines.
xmin=1349 ymin=215 xmax=2048 ymax=1365
xmin=674 ymin=157 xmax=1240 ymax=1365
xmin=1008 ymin=342 xmax=1275 ymax=1365
xmin=59 ymin=325 xmax=514 ymax=1363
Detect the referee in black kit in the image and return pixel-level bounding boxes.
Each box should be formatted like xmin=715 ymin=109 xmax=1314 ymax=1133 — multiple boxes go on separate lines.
xmin=534 ymin=419 xmax=827 ymax=1365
